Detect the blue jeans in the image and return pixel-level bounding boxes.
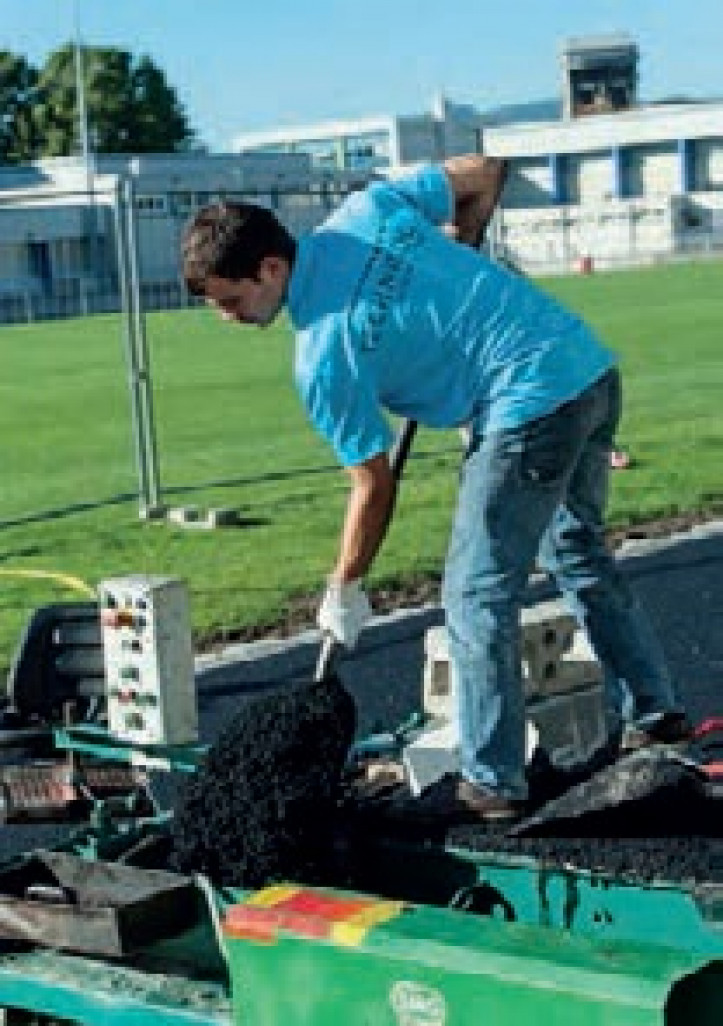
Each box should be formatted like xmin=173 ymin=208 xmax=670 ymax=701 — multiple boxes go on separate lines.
xmin=441 ymin=369 xmax=682 ymax=799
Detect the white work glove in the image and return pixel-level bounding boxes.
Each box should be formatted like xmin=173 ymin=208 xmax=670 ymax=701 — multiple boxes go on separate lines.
xmin=317 ymin=579 xmax=372 ymax=649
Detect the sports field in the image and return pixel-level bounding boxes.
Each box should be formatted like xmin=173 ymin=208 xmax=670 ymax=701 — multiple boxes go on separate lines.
xmin=1 ymin=259 xmax=722 ymax=673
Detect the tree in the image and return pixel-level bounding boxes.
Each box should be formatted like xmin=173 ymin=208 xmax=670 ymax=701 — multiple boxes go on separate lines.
xmin=0 ymin=51 xmax=40 ymax=163
xmin=128 ymin=56 xmax=194 ymax=153
xmin=33 ymin=44 xmax=195 ymax=158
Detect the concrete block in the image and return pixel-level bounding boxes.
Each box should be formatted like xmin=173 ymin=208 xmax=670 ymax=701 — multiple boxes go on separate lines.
xmin=138 ymin=503 xmax=168 ymax=522
xmin=205 ymin=507 xmax=240 ymax=528
xmin=423 ymin=614 xmax=601 ymax=710
xmin=565 ymin=630 xmax=597 ymax=662
xmin=402 ymin=719 xmax=460 ymax=795
xmin=167 ymin=506 xmax=241 ymax=530
xmin=167 ymin=505 xmax=203 ymax=526
xmin=421 ymin=615 xmax=607 ymax=771
xmin=422 ymin=626 xmax=454 ymax=719
xmin=524 ymin=658 xmax=604 ymax=699
xmin=520 ymin=596 xmax=576 ymax=628
xmin=527 ymin=683 xmax=607 ymax=765
xmin=522 ymin=651 xmax=563 ymax=692
xmin=521 ymin=599 xmax=576 ymax=665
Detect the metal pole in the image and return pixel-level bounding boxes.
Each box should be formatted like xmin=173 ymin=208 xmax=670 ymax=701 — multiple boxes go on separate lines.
xmin=73 ymin=0 xmax=91 ymax=169
xmin=123 ymin=177 xmax=164 ymax=517
xmin=113 ymin=179 xmax=152 ymax=514
xmin=73 ymin=0 xmax=100 ymax=305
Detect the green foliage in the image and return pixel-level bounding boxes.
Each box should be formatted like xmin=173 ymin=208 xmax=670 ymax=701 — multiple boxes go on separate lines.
xmin=129 ymin=56 xmax=193 ymax=153
xmin=0 ymin=51 xmax=40 ymax=162
xmin=0 ymin=44 xmax=194 ymax=163
xmin=0 ymin=260 xmax=722 ymax=672
xmin=35 ymin=44 xmax=194 ymax=157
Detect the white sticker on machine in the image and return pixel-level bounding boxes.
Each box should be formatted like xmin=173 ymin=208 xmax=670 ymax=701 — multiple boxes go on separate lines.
xmin=390 ymin=981 xmax=447 ymax=1026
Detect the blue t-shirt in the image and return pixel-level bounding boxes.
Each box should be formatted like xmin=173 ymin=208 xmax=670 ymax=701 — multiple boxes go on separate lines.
xmin=288 ymin=164 xmax=615 ymax=467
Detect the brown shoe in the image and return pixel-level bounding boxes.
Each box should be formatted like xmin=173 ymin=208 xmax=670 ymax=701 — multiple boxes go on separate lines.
xmin=456 ymin=779 xmax=526 ymax=822
xmin=620 ymin=712 xmax=694 ymax=754
xmin=392 ymin=773 xmax=525 ymax=825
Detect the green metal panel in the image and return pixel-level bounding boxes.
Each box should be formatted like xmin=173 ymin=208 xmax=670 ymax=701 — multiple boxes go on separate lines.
xmin=223 ymin=886 xmax=720 ymax=1025
xmin=0 ymin=877 xmax=719 ymax=1025
xmin=0 ymin=948 xmax=231 ymax=1026
xmin=54 ymin=724 xmax=208 ymax=773
xmin=350 ymin=838 xmax=723 ymax=958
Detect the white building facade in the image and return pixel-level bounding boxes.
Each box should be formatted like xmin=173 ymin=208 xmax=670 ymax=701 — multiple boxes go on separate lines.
xmin=231 ymin=95 xmax=483 ymax=172
xmin=486 ymin=102 xmax=723 ymax=272
xmin=1 ymin=35 xmax=722 ymax=323
xmin=231 ymin=97 xmax=723 ymax=274
xmin=0 ymin=152 xmax=370 ymax=323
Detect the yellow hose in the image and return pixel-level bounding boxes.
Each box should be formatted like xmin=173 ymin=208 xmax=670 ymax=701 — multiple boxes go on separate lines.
xmin=0 ymin=569 xmax=96 ymax=598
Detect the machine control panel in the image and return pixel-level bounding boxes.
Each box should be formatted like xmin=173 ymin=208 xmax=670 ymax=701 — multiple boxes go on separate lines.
xmin=100 ymin=576 xmax=198 ymax=746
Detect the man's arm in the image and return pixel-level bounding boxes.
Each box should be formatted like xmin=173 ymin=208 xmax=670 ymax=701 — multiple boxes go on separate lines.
xmin=330 ymin=452 xmax=396 ymax=583
xmin=317 ymin=452 xmax=394 ymax=649
xmin=442 ymin=154 xmax=509 ymax=247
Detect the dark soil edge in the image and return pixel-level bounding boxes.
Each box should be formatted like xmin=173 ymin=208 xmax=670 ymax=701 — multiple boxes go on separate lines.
xmin=196 ymin=509 xmax=723 ymax=653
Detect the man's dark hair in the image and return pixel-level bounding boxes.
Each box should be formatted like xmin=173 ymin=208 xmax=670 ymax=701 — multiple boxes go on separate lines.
xmin=182 ymin=201 xmax=296 ymax=296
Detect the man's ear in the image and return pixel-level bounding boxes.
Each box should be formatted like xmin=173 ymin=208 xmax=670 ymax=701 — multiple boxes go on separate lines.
xmin=259 ymin=255 xmax=288 ymax=282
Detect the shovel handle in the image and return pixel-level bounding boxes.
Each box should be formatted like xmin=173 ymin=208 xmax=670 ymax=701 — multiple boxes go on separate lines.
xmin=314 ymin=419 xmax=418 ymax=682
xmin=388 ymin=418 xmax=418 ymax=481
xmin=315 ymin=632 xmax=340 ymax=682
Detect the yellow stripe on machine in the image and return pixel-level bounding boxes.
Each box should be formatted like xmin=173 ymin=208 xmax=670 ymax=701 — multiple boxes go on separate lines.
xmin=331 ymin=900 xmax=405 ymax=946
xmin=245 ymin=884 xmax=301 ymax=908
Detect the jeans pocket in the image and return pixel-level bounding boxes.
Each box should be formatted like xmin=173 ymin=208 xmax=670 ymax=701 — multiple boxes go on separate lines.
xmin=518 ymin=404 xmax=581 ymax=487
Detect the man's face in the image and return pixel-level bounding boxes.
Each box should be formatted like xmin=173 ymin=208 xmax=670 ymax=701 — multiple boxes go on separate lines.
xmin=205 ymin=257 xmax=289 ymax=327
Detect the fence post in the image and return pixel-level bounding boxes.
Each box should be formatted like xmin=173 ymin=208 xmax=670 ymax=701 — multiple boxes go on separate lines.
xmin=79 ymin=278 xmax=89 ymax=317
xmin=113 ymin=178 xmax=165 ymax=520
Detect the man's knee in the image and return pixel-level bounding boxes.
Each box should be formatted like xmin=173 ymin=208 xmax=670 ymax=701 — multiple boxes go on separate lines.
xmin=444 ymin=592 xmax=519 ymax=649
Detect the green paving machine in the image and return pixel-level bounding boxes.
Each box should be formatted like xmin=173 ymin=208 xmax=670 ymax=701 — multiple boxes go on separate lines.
xmin=0 ymin=574 xmax=722 ymax=1025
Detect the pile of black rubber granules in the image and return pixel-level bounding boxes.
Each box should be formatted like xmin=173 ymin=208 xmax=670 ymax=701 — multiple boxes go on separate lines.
xmin=344 ymin=747 xmax=723 ymax=886
xmin=450 ymin=753 xmax=723 ymax=883
xmin=515 ymin=747 xmax=718 ymax=838
xmin=169 ymin=675 xmax=355 ymax=888
xmin=445 ymin=831 xmax=723 ymax=885
xmin=343 ymin=798 xmax=723 ymax=886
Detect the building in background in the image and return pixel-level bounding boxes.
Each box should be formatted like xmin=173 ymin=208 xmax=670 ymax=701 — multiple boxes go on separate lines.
xmin=486 ymin=33 xmax=723 ymax=271
xmin=231 ymin=94 xmax=483 ymax=172
xmin=0 ymin=151 xmax=368 ymax=323
xmin=230 ymin=34 xmax=723 ymax=274
xmin=488 ymin=97 xmax=723 ymax=272
xmin=0 ymin=34 xmax=722 ymax=323
xmin=560 ymin=33 xmax=639 ymax=119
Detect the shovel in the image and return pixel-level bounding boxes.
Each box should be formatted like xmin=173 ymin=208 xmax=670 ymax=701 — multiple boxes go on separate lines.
xmin=170 ymin=420 xmax=418 ymax=888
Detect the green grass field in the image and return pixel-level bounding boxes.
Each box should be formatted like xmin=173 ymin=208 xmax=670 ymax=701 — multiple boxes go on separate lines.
xmin=1 ymin=259 xmax=722 ymax=674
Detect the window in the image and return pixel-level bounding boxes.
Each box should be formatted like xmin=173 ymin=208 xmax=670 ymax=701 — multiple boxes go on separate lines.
xmin=136 ymin=195 xmax=167 ymax=216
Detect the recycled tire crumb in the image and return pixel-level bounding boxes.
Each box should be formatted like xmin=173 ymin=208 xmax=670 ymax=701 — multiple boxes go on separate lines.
xmin=444 ymin=830 xmax=723 ymax=885
xmin=169 ymin=675 xmax=355 ymax=888
xmin=449 ymin=755 xmax=723 ymax=883
xmin=343 ymin=752 xmax=723 ymax=887
xmin=342 ymin=804 xmax=723 ymax=886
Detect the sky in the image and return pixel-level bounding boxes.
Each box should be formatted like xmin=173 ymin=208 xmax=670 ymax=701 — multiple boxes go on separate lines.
xmin=4 ymin=0 xmax=722 ymax=152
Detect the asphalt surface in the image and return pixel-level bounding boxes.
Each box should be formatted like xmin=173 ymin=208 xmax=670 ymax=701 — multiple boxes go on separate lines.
xmin=1 ymin=521 xmax=722 ymax=864
xmin=194 ymin=520 xmax=723 ymax=737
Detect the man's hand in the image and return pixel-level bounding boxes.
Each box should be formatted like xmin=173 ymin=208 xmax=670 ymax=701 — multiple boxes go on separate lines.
xmin=318 ymin=578 xmax=372 ymax=649
xmin=454 ymin=192 xmax=499 ymax=248
xmin=443 ymin=155 xmax=509 ymax=248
